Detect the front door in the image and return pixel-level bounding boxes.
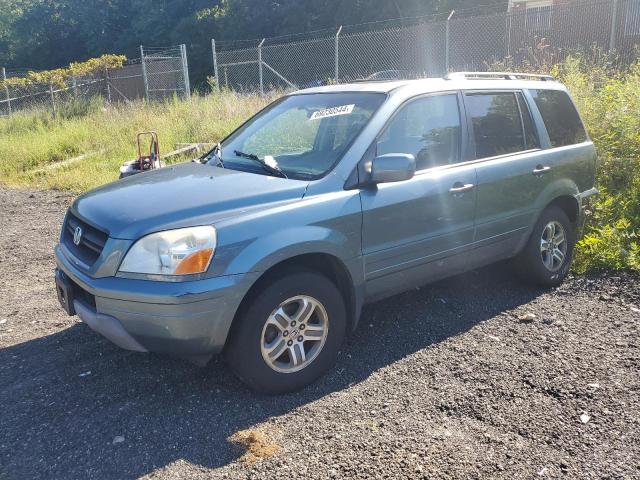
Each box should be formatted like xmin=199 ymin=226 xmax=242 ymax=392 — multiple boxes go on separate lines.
xmin=360 ymin=92 xmax=477 ymax=301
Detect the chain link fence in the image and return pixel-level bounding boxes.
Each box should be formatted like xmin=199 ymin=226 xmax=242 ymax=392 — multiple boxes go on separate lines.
xmin=140 ymin=44 xmax=190 ymax=102
xmin=1 ymin=44 xmax=191 ymax=116
xmin=213 ymin=0 xmax=640 ymax=94
xmin=3 ymin=0 xmax=638 ymax=114
xmin=0 ymin=68 xmax=107 ymax=116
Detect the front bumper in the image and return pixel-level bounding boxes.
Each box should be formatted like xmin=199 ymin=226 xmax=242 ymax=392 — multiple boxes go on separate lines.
xmin=55 ymin=245 xmax=259 ymax=357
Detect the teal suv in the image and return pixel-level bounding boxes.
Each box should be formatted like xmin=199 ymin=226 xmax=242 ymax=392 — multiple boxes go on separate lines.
xmin=55 ymin=72 xmax=598 ymax=393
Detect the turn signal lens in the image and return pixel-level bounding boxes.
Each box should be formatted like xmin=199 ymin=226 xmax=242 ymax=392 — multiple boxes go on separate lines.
xmin=175 ymin=248 xmax=214 ymax=275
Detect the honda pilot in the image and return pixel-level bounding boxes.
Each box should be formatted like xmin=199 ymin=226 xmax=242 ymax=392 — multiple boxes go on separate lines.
xmin=55 ymin=72 xmax=598 ymax=393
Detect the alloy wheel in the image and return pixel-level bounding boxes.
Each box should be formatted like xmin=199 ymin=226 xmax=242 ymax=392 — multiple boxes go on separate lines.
xmin=260 ymin=295 xmax=329 ymax=373
xmin=540 ymin=220 xmax=568 ymax=272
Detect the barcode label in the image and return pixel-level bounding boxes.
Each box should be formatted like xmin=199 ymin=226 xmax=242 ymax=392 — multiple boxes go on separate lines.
xmin=309 ymin=104 xmax=355 ymax=120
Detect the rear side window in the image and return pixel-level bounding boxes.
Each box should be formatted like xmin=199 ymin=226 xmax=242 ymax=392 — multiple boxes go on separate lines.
xmin=530 ymin=89 xmax=587 ymax=147
xmin=465 ymin=92 xmax=525 ymax=158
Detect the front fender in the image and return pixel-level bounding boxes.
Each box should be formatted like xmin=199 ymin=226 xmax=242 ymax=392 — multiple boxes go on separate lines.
xmin=207 ymin=189 xmax=366 ymax=327
xmin=210 ymin=189 xmax=364 ymax=279
xmin=226 ymin=225 xmax=358 ymax=275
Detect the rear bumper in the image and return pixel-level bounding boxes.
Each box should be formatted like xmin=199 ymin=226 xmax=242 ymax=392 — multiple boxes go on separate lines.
xmin=576 ymin=187 xmax=599 ymax=231
xmin=55 ymin=245 xmax=259 ymax=357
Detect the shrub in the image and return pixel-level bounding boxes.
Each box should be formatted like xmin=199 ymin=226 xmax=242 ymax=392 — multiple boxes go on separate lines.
xmin=560 ymin=59 xmax=640 ymax=272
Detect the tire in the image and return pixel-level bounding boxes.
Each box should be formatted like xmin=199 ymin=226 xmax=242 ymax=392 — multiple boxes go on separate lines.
xmin=224 ymin=270 xmax=347 ymax=394
xmin=514 ymin=206 xmax=575 ymax=288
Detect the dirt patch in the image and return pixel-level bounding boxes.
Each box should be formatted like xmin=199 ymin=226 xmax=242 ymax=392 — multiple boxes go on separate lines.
xmin=0 ymin=186 xmax=74 ymax=347
xmin=228 ymin=429 xmax=281 ymax=463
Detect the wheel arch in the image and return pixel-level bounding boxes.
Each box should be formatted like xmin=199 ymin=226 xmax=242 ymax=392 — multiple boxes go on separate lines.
xmin=515 ymin=193 xmax=581 ymax=256
xmin=225 ymin=252 xmax=361 ymax=349
xmin=546 ymin=194 xmax=580 ymax=226
xmin=533 ymin=178 xmax=581 ymax=227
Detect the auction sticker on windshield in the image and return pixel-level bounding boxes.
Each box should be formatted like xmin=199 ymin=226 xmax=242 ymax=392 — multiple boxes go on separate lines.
xmin=310 ymin=104 xmax=355 ymax=120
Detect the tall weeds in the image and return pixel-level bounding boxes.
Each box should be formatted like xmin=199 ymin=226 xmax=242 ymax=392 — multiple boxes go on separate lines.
xmin=0 ymin=91 xmax=273 ymax=192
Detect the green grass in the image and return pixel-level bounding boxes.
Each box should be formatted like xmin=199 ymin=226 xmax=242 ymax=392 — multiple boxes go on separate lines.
xmin=0 ymin=92 xmax=273 ymax=192
xmin=1 ymin=60 xmax=639 ymax=273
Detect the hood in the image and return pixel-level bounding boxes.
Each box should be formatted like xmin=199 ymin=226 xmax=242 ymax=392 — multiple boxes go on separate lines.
xmin=72 ymin=162 xmax=309 ymax=239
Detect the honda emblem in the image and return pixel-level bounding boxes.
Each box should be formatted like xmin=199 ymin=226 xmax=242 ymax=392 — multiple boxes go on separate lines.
xmin=73 ymin=226 xmax=83 ymax=246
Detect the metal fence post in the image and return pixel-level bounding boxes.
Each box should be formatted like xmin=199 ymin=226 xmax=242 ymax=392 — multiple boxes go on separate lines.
xmin=335 ymin=26 xmax=343 ymax=84
xmin=181 ymin=44 xmax=191 ymax=99
xmin=506 ymin=12 xmax=512 ymax=58
xmin=258 ymin=38 xmax=265 ymax=96
xmin=140 ymin=45 xmax=149 ymax=102
xmin=49 ymin=83 xmax=56 ymax=115
xmin=445 ymin=10 xmax=455 ymax=73
xmin=2 ymin=67 xmax=10 ymax=116
xmin=609 ymin=0 xmax=619 ymax=52
xmin=104 ymin=66 xmax=112 ymax=103
xmin=211 ymin=38 xmax=220 ymax=91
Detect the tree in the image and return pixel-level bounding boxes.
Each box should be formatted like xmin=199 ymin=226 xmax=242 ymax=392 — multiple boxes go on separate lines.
xmin=0 ymin=0 xmax=507 ymax=85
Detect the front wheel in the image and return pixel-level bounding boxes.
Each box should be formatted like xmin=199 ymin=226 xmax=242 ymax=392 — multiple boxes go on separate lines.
xmin=224 ymin=271 xmax=347 ymax=394
xmin=514 ymin=206 xmax=575 ymax=288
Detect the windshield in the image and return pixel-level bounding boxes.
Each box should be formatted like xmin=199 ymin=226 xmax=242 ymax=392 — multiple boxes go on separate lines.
xmin=212 ymin=92 xmax=386 ymax=180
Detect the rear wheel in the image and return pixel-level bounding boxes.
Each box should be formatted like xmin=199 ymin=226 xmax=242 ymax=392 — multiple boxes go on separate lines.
xmin=224 ymin=271 xmax=346 ymax=394
xmin=514 ymin=206 xmax=575 ymax=287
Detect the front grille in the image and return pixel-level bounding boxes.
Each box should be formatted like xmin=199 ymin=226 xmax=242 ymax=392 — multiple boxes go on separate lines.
xmin=62 ymin=212 xmax=108 ymax=266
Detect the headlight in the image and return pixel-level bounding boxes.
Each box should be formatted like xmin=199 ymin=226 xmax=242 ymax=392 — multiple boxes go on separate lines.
xmin=119 ymin=226 xmax=216 ymax=276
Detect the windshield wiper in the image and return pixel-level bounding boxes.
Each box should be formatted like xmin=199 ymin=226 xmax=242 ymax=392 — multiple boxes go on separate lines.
xmin=233 ymin=150 xmax=287 ymax=178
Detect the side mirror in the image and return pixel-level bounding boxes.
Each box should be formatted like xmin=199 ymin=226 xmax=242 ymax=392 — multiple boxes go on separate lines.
xmin=370 ymin=153 xmax=416 ymax=184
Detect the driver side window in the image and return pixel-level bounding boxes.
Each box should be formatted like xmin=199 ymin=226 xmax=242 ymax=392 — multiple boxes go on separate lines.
xmin=377 ymin=94 xmax=461 ymax=170
xmin=243 ymin=108 xmax=321 ymax=158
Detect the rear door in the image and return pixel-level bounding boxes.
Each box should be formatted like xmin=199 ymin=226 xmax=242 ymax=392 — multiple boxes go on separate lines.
xmin=360 ymin=92 xmax=477 ymax=300
xmin=527 ymin=88 xmax=594 ymax=194
xmin=465 ymin=90 xmax=549 ymax=260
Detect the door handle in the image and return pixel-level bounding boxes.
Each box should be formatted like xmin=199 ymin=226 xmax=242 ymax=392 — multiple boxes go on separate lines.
xmin=533 ymin=165 xmax=551 ymax=176
xmin=449 ymin=183 xmax=475 ymax=195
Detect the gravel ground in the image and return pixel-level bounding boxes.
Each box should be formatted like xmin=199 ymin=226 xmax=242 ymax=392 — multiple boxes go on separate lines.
xmin=0 ymin=185 xmax=639 ymax=480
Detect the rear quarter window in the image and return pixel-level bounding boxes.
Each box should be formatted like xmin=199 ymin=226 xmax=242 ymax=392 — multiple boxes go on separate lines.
xmin=530 ymin=89 xmax=587 ymax=147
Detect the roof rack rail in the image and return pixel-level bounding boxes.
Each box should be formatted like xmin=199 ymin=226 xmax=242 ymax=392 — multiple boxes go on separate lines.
xmin=444 ymin=71 xmax=555 ymax=81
